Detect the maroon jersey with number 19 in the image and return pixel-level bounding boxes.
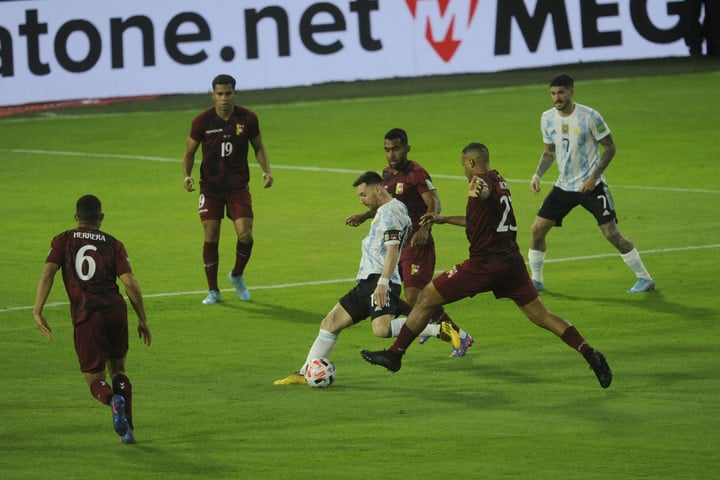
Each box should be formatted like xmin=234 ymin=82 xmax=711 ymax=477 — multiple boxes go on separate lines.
xmin=189 ymin=105 xmax=260 ymax=193
xmin=46 ymin=228 xmax=132 ymax=326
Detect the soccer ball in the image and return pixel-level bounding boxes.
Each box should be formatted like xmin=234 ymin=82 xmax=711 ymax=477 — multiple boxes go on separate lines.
xmin=304 ymin=357 xmax=336 ymax=388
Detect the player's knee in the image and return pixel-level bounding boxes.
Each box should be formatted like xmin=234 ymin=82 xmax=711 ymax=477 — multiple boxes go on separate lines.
xmin=371 ymin=320 xmax=391 ymax=338
xmin=237 ymin=232 xmax=253 ymax=243
xmin=530 ymin=221 xmax=549 ymax=240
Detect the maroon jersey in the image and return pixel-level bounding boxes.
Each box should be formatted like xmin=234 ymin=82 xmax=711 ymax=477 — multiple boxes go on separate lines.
xmin=382 ymin=160 xmax=435 ymax=245
xmin=189 ymin=105 xmax=260 ymax=192
xmin=46 ymin=228 xmax=131 ymax=326
xmin=466 ymin=170 xmax=520 ymax=258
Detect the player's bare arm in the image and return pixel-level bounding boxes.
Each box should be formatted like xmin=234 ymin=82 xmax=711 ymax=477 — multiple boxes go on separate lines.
xmin=32 ymin=262 xmax=60 ymax=342
xmin=373 ymin=243 xmax=400 ymax=310
xmin=183 ymin=136 xmax=200 ymax=192
xmin=411 ymin=190 xmax=440 ymax=246
xmin=531 ymin=144 xmax=556 ymax=194
xmin=420 ymin=213 xmax=466 ymax=227
xmin=251 ymin=134 xmax=273 ymax=188
xmin=119 ymin=272 xmax=152 ymax=346
xmin=581 ymin=134 xmax=616 ymax=193
xmin=345 ymin=208 xmax=376 ymax=227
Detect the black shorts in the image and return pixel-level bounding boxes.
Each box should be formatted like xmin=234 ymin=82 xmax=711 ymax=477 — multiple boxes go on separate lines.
xmin=537 ymin=183 xmax=618 ymax=227
xmin=339 ymin=274 xmax=403 ymax=324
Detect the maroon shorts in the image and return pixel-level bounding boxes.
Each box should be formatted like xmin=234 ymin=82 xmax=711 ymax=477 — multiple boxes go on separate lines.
xmin=73 ymin=304 xmax=129 ymax=373
xmin=198 ymin=188 xmax=254 ymax=221
xmin=399 ymin=244 xmax=436 ymax=289
xmin=432 ymin=254 xmax=538 ymax=307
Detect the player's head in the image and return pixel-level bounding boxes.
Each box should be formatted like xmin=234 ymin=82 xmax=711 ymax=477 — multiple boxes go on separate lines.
xmin=75 ymin=195 xmax=103 ymax=224
xmin=384 ymin=128 xmax=411 ymax=171
xmin=353 ymin=171 xmax=387 ymax=209
xmin=550 ymin=73 xmax=574 ymax=88
xmin=385 ymin=128 xmax=408 ymax=145
xmin=211 ymin=74 xmax=237 ymax=110
xmin=212 ymin=74 xmax=236 ymax=89
xmin=461 ymin=143 xmax=490 ymax=177
xmin=549 ymin=74 xmax=575 ymax=113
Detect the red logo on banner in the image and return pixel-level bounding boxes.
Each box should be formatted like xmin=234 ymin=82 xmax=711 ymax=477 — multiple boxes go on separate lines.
xmin=405 ymin=0 xmax=480 ymax=62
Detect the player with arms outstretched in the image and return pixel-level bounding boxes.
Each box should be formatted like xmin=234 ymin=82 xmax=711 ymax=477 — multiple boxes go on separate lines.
xmin=361 ymin=143 xmax=612 ymax=389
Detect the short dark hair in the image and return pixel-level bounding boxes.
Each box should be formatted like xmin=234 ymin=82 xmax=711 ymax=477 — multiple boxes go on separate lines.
xmin=550 ymin=73 xmax=574 ymax=88
xmin=462 ymin=142 xmax=490 ymax=158
xmin=212 ymin=74 xmax=236 ymax=89
xmin=76 ymin=195 xmax=102 ymax=222
xmin=353 ymin=171 xmax=384 ymax=187
xmin=384 ymin=128 xmax=408 ymax=145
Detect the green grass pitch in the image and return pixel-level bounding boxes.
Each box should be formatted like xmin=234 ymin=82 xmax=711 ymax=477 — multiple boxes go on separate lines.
xmin=1 ymin=59 xmax=719 ymax=479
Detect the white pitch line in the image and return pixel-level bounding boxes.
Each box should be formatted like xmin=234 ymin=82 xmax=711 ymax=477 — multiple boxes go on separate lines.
xmin=3 ymin=243 xmax=719 ymax=314
xmin=2 ymin=148 xmax=719 ymax=194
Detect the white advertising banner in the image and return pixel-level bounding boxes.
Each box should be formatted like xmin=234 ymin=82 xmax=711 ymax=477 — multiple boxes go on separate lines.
xmin=0 ymin=0 xmax=688 ymax=107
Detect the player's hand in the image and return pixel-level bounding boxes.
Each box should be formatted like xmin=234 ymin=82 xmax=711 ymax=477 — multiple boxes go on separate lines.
xmin=580 ymin=177 xmax=595 ymax=193
xmin=33 ymin=312 xmax=52 ymax=342
xmin=137 ymin=319 xmax=152 ymax=346
xmin=410 ymin=228 xmax=429 ymax=247
xmin=420 ymin=212 xmax=444 ymax=226
xmin=262 ymin=172 xmax=274 ymax=188
xmin=345 ymin=214 xmax=366 ymax=227
xmin=530 ymin=175 xmax=541 ymax=194
xmin=372 ymin=284 xmax=389 ymax=311
xmin=469 ymin=176 xmax=488 ymax=198
xmin=184 ymin=176 xmax=195 ymax=192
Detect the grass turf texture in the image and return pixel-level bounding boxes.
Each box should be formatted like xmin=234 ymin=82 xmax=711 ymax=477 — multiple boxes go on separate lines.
xmin=1 ymin=58 xmax=719 ymax=479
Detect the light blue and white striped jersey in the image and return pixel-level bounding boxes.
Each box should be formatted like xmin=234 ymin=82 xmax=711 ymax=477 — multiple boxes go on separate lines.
xmin=541 ymin=102 xmax=611 ymax=192
xmin=356 ymin=198 xmax=411 ymax=283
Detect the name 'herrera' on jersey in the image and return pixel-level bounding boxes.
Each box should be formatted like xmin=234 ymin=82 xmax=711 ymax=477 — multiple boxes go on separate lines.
xmin=73 ymin=231 xmax=107 ymax=241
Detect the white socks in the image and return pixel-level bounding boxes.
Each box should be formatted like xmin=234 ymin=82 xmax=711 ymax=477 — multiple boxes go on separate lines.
xmin=621 ymin=248 xmax=653 ymax=280
xmin=390 ymin=317 xmax=467 ymax=340
xmin=528 ymin=249 xmax=545 ymax=282
xmin=301 ymin=329 xmax=338 ymax=374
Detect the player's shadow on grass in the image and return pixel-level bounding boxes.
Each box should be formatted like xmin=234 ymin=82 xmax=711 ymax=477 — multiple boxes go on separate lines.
xmin=542 ymin=289 xmax=716 ymax=321
xmin=214 ymin=298 xmax=323 ymax=325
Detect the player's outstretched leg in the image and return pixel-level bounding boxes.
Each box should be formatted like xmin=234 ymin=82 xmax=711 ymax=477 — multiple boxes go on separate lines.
xmin=360 ymin=349 xmax=402 ymax=372
xmin=583 ymin=349 xmax=612 ymax=388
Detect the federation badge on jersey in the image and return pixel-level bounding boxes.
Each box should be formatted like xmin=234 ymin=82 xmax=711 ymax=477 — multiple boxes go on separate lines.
xmin=395 ymin=183 xmax=404 ymax=195
xmin=236 ymin=123 xmax=244 ymax=135
xmin=562 ymin=124 xmax=569 ymax=134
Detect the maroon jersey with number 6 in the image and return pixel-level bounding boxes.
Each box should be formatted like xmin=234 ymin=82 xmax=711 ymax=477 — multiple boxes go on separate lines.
xmin=189 ymin=105 xmax=260 ymax=193
xmin=46 ymin=228 xmax=132 ymax=326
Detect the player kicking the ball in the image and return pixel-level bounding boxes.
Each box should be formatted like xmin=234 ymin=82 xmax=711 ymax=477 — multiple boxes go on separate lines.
xmin=274 ymin=171 xmax=458 ymax=386
xmin=361 ymin=143 xmax=612 ymax=389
